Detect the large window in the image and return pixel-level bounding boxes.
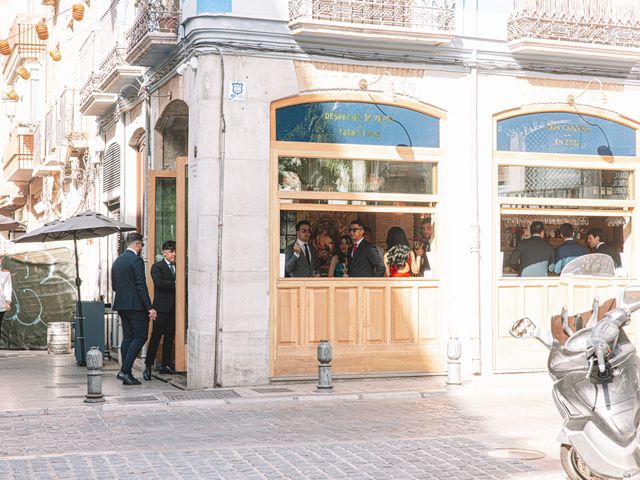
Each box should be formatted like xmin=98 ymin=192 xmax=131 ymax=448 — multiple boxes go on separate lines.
xmin=496 ymin=110 xmax=637 ymax=278
xmin=274 ymin=98 xmax=442 ymax=278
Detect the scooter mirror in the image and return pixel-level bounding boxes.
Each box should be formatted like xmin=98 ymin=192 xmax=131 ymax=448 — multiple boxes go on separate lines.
xmin=620 ymin=285 xmax=640 ymax=310
xmin=510 ymin=317 xmax=538 ymax=338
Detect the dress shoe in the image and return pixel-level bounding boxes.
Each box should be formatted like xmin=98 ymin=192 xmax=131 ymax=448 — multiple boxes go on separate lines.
xmin=116 ymin=371 xmax=125 ymax=381
xmin=158 ymin=365 xmax=178 ymax=375
xmin=143 ymin=366 xmax=152 ymax=381
xmin=121 ymin=373 xmax=141 ymax=385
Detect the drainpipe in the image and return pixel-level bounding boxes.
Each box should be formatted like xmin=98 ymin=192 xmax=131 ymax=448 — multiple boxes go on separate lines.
xmin=212 ymin=47 xmax=226 ymax=387
xmin=469 ymin=0 xmax=482 ymax=375
xmin=143 ymin=78 xmax=151 ymax=244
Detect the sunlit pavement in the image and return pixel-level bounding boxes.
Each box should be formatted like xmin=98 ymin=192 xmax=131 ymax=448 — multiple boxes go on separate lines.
xmin=0 ymin=351 xmax=565 ymax=479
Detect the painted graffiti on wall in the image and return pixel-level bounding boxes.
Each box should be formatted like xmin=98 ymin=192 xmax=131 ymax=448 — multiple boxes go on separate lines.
xmin=0 ymin=248 xmax=76 ymax=349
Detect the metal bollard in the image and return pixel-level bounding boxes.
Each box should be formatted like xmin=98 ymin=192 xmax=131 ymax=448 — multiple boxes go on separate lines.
xmin=85 ymin=346 xmax=105 ymax=403
xmin=316 ymin=340 xmax=333 ymax=392
xmin=446 ymin=337 xmax=462 ymax=386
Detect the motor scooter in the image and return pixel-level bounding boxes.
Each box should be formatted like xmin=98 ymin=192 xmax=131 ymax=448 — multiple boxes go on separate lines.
xmin=510 ymin=254 xmax=640 ymax=480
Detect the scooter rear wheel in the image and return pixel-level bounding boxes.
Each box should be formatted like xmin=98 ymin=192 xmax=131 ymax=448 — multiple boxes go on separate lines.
xmin=560 ymin=444 xmax=611 ymax=480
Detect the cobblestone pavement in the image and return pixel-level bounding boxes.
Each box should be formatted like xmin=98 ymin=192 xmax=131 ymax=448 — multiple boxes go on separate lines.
xmin=0 ymin=392 xmax=563 ymax=479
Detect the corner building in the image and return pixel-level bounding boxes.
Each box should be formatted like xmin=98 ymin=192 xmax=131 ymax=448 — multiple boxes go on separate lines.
xmin=144 ymin=0 xmax=640 ymax=388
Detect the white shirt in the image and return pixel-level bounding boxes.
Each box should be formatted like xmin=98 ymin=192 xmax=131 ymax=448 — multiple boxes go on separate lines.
xmin=0 ymin=270 xmax=12 ymax=312
xmin=294 ymin=239 xmax=311 ymax=259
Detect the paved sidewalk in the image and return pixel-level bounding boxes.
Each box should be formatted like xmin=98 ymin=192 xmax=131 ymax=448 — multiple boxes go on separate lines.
xmin=0 ymin=350 xmax=566 ymax=479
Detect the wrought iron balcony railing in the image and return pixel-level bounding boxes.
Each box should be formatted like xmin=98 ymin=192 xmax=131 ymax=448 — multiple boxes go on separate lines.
xmin=79 ymin=73 xmax=101 ymax=107
xmin=508 ymin=0 xmax=640 ymax=48
xmin=99 ymin=44 xmax=127 ymax=77
xmin=126 ymin=0 xmax=181 ymax=54
xmin=289 ymin=0 xmax=456 ymax=32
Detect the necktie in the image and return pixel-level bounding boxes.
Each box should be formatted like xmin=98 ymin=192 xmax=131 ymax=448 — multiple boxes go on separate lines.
xmin=303 ymin=244 xmax=311 ymax=266
xmin=169 ymin=262 xmax=175 ymax=277
xmin=352 ymin=242 xmax=358 ymax=257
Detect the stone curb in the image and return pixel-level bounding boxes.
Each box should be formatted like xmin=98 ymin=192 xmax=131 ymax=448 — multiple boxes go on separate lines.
xmin=0 ymin=388 xmax=447 ymax=418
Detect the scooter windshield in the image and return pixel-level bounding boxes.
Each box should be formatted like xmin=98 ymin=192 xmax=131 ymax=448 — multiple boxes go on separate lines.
xmin=560 ymin=253 xmax=616 ymax=278
xmin=548 ymin=254 xmax=617 ymax=344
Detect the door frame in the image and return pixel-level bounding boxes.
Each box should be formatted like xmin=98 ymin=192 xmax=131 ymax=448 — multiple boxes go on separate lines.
xmin=147 ymin=156 xmax=188 ymax=371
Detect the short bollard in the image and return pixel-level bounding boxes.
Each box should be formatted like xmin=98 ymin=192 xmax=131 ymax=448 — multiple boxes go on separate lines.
xmin=85 ymin=346 xmax=105 ymax=403
xmin=316 ymin=340 xmax=333 ymax=392
xmin=446 ymin=337 xmax=462 ymax=386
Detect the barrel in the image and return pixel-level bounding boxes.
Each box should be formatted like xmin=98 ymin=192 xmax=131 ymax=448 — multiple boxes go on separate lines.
xmin=47 ymin=322 xmax=71 ymax=354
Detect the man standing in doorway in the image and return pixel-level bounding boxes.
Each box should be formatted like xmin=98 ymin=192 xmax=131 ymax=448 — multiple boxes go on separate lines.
xmin=144 ymin=240 xmax=177 ymax=381
xmin=586 ymin=227 xmax=622 ymax=268
xmin=509 ymin=221 xmax=555 ymax=277
xmin=112 ymin=232 xmax=157 ymax=385
xmin=348 ymin=220 xmax=385 ymax=277
xmin=284 ymin=220 xmax=319 ymax=277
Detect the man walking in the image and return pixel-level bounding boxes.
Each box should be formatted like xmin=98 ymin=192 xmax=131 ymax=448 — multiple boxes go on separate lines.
xmin=348 ymin=220 xmax=385 ymax=277
xmin=143 ymin=240 xmax=177 ymax=380
xmin=112 ymin=232 xmax=156 ymax=385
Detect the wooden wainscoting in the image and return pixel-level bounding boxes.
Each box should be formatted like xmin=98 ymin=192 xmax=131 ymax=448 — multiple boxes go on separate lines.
xmin=495 ymin=277 xmax=635 ymax=372
xmin=273 ymin=279 xmax=443 ymax=378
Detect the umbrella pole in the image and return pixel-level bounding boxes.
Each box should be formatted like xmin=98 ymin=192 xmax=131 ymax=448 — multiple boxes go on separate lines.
xmin=74 ymin=237 xmax=86 ymax=366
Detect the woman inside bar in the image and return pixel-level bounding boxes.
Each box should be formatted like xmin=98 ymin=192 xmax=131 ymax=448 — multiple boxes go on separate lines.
xmin=384 ymin=227 xmax=422 ymax=277
xmin=328 ymin=235 xmax=352 ymax=277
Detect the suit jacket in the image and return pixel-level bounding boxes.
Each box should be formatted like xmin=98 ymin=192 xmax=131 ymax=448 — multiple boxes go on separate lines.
xmin=284 ymin=241 xmax=319 ymax=277
xmin=151 ymin=259 xmax=176 ymax=312
xmin=111 ymin=249 xmax=152 ymax=312
xmin=349 ymin=240 xmax=385 ymax=277
xmin=553 ymin=239 xmax=589 ymax=274
xmin=596 ymin=243 xmax=622 ymax=268
xmin=509 ymin=236 xmax=555 ymax=277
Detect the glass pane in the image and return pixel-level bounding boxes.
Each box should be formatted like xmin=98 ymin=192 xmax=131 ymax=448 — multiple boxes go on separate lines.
xmin=500 ymin=214 xmax=629 ymax=277
xmin=155 ymin=177 xmax=176 ymax=261
xmin=278 ymin=210 xmax=434 ymax=278
xmin=498 ymin=166 xmax=631 ymax=200
xmin=279 ymin=157 xmax=434 ymax=195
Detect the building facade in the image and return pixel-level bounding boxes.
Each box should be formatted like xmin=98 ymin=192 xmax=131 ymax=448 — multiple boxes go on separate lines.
xmin=3 ymin=0 xmax=640 ymax=388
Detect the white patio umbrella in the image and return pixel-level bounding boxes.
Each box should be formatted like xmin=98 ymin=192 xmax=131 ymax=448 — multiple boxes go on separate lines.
xmin=14 ymin=211 xmax=136 ymax=364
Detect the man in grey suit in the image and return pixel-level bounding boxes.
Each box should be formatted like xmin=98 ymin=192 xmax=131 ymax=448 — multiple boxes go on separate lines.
xmin=285 ymin=220 xmax=319 ymax=277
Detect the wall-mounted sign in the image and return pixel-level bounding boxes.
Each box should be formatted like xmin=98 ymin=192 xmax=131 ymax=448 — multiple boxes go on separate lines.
xmin=497 ymin=112 xmax=636 ymax=156
xmin=276 ymin=101 xmax=440 ymax=148
xmin=229 ymin=81 xmax=246 ymax=101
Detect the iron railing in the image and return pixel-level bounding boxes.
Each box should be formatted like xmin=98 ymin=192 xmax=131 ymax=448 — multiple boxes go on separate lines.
xmin=79 ymin=73 xmax=101 ymax=107
xmin=98 ymin=44 xmax=127 ymax=77
xmin=126 ymin=0 xmax=181 ymax=53
xmin=508 ymin=0 xmax=640 ymax=48
xmin=289 ymin=0 xmax=456 ymax=31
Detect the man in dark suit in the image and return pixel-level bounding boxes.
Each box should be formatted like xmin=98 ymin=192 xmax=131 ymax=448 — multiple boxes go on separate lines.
xmin=586 ymin=227 xmax=622 ymax=268
xmin=284 ymin=220 xmax=319 ymax=277
xmin=143 ymin=240 xmax=177 ymax=381
xmin=509 ymin=221 xmax=554 ymax=277
xmin=348 ymin=220 xmax=385 ymax=277
xmin=112 ymin=232 xmax=156 ymax=385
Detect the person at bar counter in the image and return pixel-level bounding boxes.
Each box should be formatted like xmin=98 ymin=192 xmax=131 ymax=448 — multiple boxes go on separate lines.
xmin=553 ymin=223 xmax=589 ymax=275
xmin=586 ymin=227 xmax=622 ymax=268
xmin=348 ymin=220 xmax=385 ymax=277
xmin=509 ymin=221 xmax=555 ymax=277
xmin=364 ymin=226 xmax=385 ymax=262
xmin=383 ymin=227 xmax=422 ymax=277
xmin=328 ymin=235 xmax=352 ymax=277
xmin=284 ymin=220 xmax=319 ymax=277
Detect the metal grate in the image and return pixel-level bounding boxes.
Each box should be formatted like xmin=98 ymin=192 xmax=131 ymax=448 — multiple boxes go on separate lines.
xmin=103 ymin=143 xmax=121 ymax=194
xmin=164 ymin=390 xmax=240 ymax=401
xmin=114 ymin=395 xmax=159 ymax=403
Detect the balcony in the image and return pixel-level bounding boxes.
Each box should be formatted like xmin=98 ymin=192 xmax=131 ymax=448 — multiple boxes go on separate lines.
xmin=98 ymin=44 xmax=145 ymax=94
xmin=126 ymin=0 xmax=181 ymax=67
xmin=507 ymin=0 xmax=640 ymax=67
xmin=3 ymin=125 xmax=35 ymax=183
xmin=79 ymin=73 xmax=116 ymax=116
xmin=2 ymin=17 xmax=46 ymax=83
xmin=289 ymin=0 xmax=456 ymax=48
xmin=32 ymin=123 xmax=59 ymax=176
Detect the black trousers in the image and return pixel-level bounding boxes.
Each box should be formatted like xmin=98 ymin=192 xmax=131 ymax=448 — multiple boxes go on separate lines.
xmin=119 ymin=310 xmax=149 ymax=375
xmin=0 ymin=311 xmax=5 ymax=342
xmin=145 ymin=310 xmax=175 ymax=368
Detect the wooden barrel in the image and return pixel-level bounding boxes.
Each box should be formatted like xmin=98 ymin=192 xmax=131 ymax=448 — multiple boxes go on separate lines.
xmin=47 ymin=322 xmax=71 ymax=354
